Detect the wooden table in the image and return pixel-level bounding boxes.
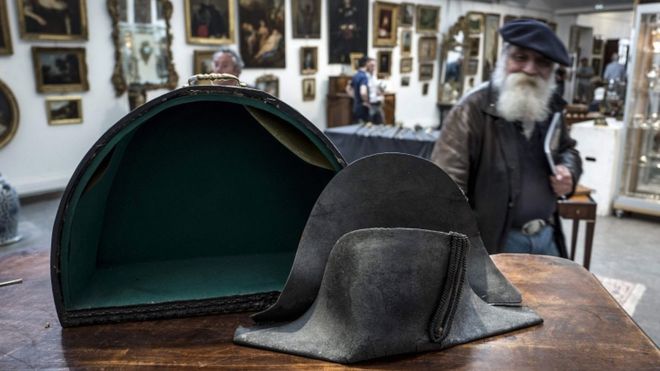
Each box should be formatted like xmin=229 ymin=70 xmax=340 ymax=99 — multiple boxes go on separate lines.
xmin=557 ymin=193 xmax=597 ymax=270
xmin=1 ymin=249 xmax=657 ymax=369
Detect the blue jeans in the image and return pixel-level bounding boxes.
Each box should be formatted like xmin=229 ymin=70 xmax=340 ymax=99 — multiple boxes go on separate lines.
xmin=502 ymin=225 xmax=559 ymax=256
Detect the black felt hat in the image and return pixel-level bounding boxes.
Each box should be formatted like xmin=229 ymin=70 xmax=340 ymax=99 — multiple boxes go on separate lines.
xmin=499 ymin=19 xmax=570 ymax=66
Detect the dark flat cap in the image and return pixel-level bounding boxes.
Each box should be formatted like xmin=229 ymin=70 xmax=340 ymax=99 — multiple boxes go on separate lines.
xmin=500 ymin=19 xmax=570 ymax=66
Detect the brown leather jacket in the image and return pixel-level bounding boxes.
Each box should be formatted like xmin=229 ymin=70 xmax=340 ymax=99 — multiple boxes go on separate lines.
xmin=431 ymin=83 xmax=582 ymax=256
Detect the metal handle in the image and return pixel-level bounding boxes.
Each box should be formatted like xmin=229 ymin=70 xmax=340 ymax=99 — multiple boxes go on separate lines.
xmin=187 ymin=73 xmax=247 ymax=87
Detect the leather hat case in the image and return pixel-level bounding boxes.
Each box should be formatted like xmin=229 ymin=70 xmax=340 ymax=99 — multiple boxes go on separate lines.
xmin=51 ymin=84 xmax=345 ymax=326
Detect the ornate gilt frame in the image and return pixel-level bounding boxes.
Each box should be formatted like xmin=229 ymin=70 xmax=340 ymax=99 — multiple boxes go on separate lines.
xmin=17 ymin=0 xmax=88 ymax=41
xmin=373 ymin=1 xmax=399 ymax=47
xmin=0 ymin=0 xmax=12 ymax=55
xmin=108 ymin=0 xmax=178 ymax=96
xmin=416 ymin=5 xmax=440 ymax=33
xmin=32 ymin=47 xmax=89 ymax=93
xmin=184 ymin=0 xmax=235 ymax=45
xmin=46 ymin=96 xmax=83 ymax=125
xmin=0 ymin=79 xmax=19 ymax=149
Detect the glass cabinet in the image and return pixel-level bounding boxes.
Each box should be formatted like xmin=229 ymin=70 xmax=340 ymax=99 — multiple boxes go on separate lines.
xmin=614 ymin=3 xmax=660 ymax=216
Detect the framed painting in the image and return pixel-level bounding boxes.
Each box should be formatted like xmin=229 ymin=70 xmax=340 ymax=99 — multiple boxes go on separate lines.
xmin=328 ymin=0 xmax=368 ymax=64
xmin=422 ymin=82 xmax=429 ymax=95
xmin=401 ymin=76 xmax=410 ymax=87
xmin=292 ymin=0 xmax=320 ymax=38
xmin=46 ymin=96 xmax=83 ymax=125
xmin=466 ymin=58 xmax=479 ymax=75
xmin=32 ymin=47 xmax=89 ymax=93
xmin=0 ymin=0 xmax=12 ymax=55
xmin=467 ymin=12 xmax=484 ymax=35
xmin=350 ymin=52 xmax=364 ymax=72
xmin=300 ymin=46 xmax=318 ymax=75
xmin=17 ymin=0 xmax=88 ymax=41
xmin=256 ymin=74 xmax=279 ymax=97
xmin=302 ymin=78 xmax=316 ymax=101
xmin=416 ymin=5 xmax=440 ymax=33
xmin=418 ymin=36 xmax=437 ymax=62
xmin=193 ymin=49 xmax=216 ymax=74
xmin=185 ymin=0 xmax=235 ymax=44
xmin=377 ymin=50 xmax=392 ymax=79
xmin=0 ymin=79 xmax=19 ymax=149
xmin=400 ymin=57 xmax=413 ymax=73
xmin=239 ymin=0 xmax=285 ymax=68
xmin=401 ymin=29 xmax=412 ymax=55
xmin=468 ymin=37 xmax=480 ymax=57
xmin=400 ymin=2 xmax=414 ymax=27
xmin=419 ymin=63 xmax=433 ymax=81
xmin=373 ymin=1 xmax=398 ymax=47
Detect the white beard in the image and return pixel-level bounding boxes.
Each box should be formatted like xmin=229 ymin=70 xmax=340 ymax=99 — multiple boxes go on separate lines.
xmin=493 ymin=63 xmax=556 ymax=123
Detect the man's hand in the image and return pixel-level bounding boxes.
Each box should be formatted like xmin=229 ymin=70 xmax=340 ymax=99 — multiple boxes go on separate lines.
xmin=550 ymin=164 xmax=573 ymax=197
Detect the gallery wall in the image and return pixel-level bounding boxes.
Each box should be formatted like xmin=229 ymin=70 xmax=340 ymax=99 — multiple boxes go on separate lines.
xmin=1 ymin=0 xmax=558 ymax=196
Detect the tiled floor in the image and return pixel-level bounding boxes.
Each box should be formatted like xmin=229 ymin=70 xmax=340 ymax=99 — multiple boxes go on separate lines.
xmin=3 ymin=192 xmax=659 ymax=347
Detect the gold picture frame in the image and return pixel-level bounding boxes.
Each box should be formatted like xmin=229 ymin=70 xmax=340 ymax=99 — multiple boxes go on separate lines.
xmin=350 ymin=52 xmax=364 ymax=72
xmin=400 ymin=57 xmax=413 ymax=73
xmin=300 ymin=47 xmax=318 ymax=75
xmin=32 ymin=47 xmax=89 ymax=93
xmin=255 ymin=74 xmax=279 ymax=98
xmin=46 ymin=96 xmax=83 ymax=125
xmin=292 ymin=0 xmax=321 ymax=39
xmin=373 ymin=1 xmax=399 ymax=47
xmin=467 ymin=12 xmax=485 ymax=35
xmin=184 ymin=0 xmax=235 ymax=45
xmin=418 ymin=36 xmax=438 ymax=62
xmin=401 ymin=29 xmax=412 ymax=55
xmin=416 ymin=5 xmax=440 ymax=33
xmin=193 ymin=49 xmax=216 ymax=74
xmin=0 ymin=0 xmax=12 ymax=55
xmin=0 ymin=79 xmax=19 ymax=149
xmin=419 ymin=63 xmax=434 ymax=81
xmin=302 ymin=78 xmax=315 ymax=101
xmin=377 ymin=50 xmax=392 ymax=79
xmin=400 ymin=2 xmax=414 ymax=27
xmin=17 ymin=0 xmax=88 ymax=41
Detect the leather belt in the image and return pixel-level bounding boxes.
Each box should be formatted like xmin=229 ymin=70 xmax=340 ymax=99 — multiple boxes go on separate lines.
xmin=521 ymin=219 xmax=547 ymax=236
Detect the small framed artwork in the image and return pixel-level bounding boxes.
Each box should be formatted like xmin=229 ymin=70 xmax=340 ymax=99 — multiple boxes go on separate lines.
xmin=0 ymin=0 xmax=12 ymax=55
xmin=0 ymin=79 xmax=19 ymax=149
xmin=32 ymin=47 xmax=89 ymax=93
xmin=302 ymin=78 xmax=316 ymax=101
xmin=593 ymin=38 xmax=604 ymax=56
xmin=185 ymin=0 xmax=235 ymax=45
xmin=256 ymin=74 xmax=279 ymax=98
xmin=350 ymin=52 xmax=364 ymax=72
xmin=300 ymin=47 xmax=318 ymax=75
xmin=418 ymin=36 xmax=438 ymax=62
xmin=46 ymin=96 xmax=83 ymax=125
xmin=292 ymin=0 xmax=321 ymax=39
xmin=400 ymin=57 xmax=413 ymax=73
xmin=467 ymin=58 xmax=479 ymax=75
xmin=400 ymin=2 xmax=415 ymax=27
xmin=17 ymin=0 xmax=88 ymax=41
xmin=467 ymin=12 xmax=485 ymax=35
xmin=193 ymin=50 xmax=216 ymax=74
xmin=401 ymin=76 xmax=410 ymax=87
xmin=401 ymin=29 xmax=412 ymax=55
xmin=419 ymin=63 xmax=434 ymax=81
xmin=377 ymin=50 xmax=392 ymax=79
xmin=373 ymin=1 xmax=399 ymax=47
xmin=422 ymin=83 xmax=429 ymax=96
xmin=469 ymin=37 xmax=481 ymax=57
xmin=416 ymin=5 xmax=440 ymax=33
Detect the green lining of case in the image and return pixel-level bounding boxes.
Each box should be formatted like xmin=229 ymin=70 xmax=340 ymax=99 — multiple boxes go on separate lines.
xmin=59 ymin=94 xmax=340 ymax=311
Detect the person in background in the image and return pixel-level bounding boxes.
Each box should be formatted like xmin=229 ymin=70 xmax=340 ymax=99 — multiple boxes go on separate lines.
xmin=431 ymin=19 xmax=582 ymax=257
xmin=575 ymin=57 xmax=595 ymax=103
xmin=554 ymin=66 xmax=567 ymax=97
xmin=603 ymin=53 xmax=626 ymax=83
xmin=346 ymin=56 xmax=373 ymax=123
xmin=212 ymin=47 xmax=244 ymax=77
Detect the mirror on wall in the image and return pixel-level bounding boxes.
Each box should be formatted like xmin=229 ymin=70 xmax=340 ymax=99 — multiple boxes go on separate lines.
xmin=108 ymin=0 xmax=178 ymax=96
xmin=438 ymin=16 xmax=468 ymax=104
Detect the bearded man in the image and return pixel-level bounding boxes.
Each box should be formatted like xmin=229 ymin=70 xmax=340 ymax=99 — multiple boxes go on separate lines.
xmin=431 ymin=19 xmax=582 ymax=257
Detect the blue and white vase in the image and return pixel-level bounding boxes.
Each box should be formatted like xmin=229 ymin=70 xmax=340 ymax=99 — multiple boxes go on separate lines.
xmin=0 ymin=173 xmax=21 ymax=246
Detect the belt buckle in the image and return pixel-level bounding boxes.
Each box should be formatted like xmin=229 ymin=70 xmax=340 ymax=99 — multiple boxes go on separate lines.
xmin=522 ymin=219 xmax=546 ymax=235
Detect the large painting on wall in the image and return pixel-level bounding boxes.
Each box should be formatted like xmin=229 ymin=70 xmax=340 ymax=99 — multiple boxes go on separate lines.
xmin=17 ymin=0 xmax=88 ymax=41
xmin=0 ymin=79 xmax=19 ymax=149
xmin=238 ymin=0 xmax=285 ymax=68
xmin=328 ymin=0 xmax=368 ymax=64
xmin=185 ymin=0 xmax=235 ymax=44
xmin=32 ymin=47 xmax=89 ymax=93
xmin=292 ymin=0 xmax=320 ymax=39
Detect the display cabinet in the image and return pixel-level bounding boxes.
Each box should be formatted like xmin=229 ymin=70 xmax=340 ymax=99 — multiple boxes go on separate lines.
xmin=614 ymin=3 xmax=660 ymax=216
